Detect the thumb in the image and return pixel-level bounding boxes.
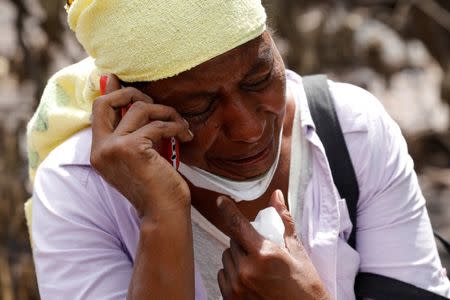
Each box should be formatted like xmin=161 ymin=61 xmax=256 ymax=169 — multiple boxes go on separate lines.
xmin=269 ymin=190 xmax=298 ymax=244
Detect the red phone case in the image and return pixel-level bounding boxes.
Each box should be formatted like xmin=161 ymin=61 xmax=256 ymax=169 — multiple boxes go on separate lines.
xmin=100 ymin=76 xmax=180 ymax=169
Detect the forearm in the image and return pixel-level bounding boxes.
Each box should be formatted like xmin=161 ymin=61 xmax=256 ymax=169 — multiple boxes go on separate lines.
xmin=128 ymin=208 xmax=195 ymax=300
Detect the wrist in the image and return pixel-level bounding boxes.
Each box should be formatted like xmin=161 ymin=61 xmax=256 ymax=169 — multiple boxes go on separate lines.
xmin=137 ymin=190 xmax=191 ymax=219
xmin=140 ymin=205 xmax=191 ymax=228
xmin=139 ymin=206 xmax=192 ymax=251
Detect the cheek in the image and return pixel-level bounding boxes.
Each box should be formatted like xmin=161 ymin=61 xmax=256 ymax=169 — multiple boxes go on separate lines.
xmin=179 ymin=118 xmax=221 ymax=165
xmin=260 ymin=79 xmax=286 ymax=115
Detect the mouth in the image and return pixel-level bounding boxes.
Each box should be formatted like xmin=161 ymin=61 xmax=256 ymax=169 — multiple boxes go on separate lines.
xmin=204 ymin=121 xmax=283 ymax=180
xmin=221 ymin=139 xmax=274 ymax=168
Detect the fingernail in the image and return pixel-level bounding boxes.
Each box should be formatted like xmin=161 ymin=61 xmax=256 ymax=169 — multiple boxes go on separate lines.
xmin=183 ymin=118 xmax=190 ymax=127
xmin=216 ymin=196 xmax=225 ymax=207
xmin=188 ymin=129 xmax=194 ymax=138
xmin=277 ymin=190 xmax=285 ymax=203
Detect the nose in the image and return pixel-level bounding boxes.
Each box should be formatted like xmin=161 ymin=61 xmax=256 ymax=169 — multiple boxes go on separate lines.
xmin=222 ymin=99 xmax=265 ymax=143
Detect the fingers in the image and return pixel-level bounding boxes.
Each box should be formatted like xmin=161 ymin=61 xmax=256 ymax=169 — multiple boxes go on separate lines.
xmin=116 ymin=102 xmax=191 ymax=139
xmin=230 ymin=239 xmax=246 ymax=267
xmin=219 ymin=249 xmax=252 ymax=300
xmin=269 ymin=190 xmax=300 ymax=251
xmin=133 ymin=119 xmax=194 ymax=144
xmin=98 ymin=86 xmax=155 ymax=109
xmin=95 ymin=74 xmax=193 ymax=144
xmin=222 ymin=249 xmax=238 ymax=283
xmin=216 ymin=196 xmax=263 ymax=254
xmin=92 ymin=79 xmax=154 ymax=141
xmin=217 ymin=269 xmax=231 ymax=299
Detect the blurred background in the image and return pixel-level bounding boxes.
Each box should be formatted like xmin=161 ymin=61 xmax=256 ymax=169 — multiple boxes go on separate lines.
xmin=0 ymin=0 xmax=449 ymax=299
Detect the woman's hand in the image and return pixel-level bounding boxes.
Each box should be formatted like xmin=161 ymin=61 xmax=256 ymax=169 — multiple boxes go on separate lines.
xmin=217 ymin=191 xmax=331 ymax=300
xmin=90 ymin=74 xmax=194 ymax=218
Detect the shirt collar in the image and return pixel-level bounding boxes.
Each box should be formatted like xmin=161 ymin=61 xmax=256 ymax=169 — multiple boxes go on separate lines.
xmin=286 ymin=70 xmax=316 ymax=137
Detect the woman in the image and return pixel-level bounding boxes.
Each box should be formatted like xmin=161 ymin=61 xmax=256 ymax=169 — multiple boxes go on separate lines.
xmin=28 ymin=0 xmax=450 ymax=299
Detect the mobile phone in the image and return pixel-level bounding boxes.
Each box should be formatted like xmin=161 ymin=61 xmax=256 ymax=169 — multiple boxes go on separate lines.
xmin=100 ymin=76 xmax=180 ymax=169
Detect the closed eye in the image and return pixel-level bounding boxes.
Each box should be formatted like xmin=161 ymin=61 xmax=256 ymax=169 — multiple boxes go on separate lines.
xmin=181 ymin=97 xmax=218 ymax=124
xmin=241 ymin=70 xmax=273 ymax=91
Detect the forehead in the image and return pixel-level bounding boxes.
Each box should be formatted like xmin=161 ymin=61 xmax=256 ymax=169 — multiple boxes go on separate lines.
xmin=142 ymin=31 xmax=274 ymax=99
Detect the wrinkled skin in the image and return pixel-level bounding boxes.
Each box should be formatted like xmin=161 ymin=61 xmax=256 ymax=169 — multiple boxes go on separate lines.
xmin=91 ymin=81 xmax=194 ymax=216
xmin=217 ymin=191 xmax=330 ymax=300
xmin=90 ymin=31 xmax=330 ymax=299
xmin=140 ymin=32 xmax=286 ymax=181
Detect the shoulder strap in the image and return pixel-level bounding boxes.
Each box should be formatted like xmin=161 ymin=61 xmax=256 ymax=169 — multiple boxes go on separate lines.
xmin=355 ymin=273 xmax=449 ymax=299
xmin=302 ymin=75 xmax=359 ymax=249
xmin=302 ymin=75 xmax=450 ymax=299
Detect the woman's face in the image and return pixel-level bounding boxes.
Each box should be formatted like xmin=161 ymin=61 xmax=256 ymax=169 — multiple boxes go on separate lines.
xmin=140 ymin=31 xmax=287 ymax=180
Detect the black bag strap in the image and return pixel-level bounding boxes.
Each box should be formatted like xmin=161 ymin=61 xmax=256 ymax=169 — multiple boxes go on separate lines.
xmin=435 ymin=231 xmax=450 ymax=254
xmin=303 ymin=75 xmax=359 ymax=249
xmin=355 ymin=273 xmax=449 ymax=299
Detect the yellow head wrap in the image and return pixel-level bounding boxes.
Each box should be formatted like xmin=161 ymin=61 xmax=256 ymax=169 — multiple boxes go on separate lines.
xmin=67 ymin=0 xmax=267 ymax=82
xmin=25 ymin=1 xmax=267 ymax=233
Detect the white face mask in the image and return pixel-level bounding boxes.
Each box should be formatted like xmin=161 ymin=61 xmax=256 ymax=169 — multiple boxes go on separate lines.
xmin=178 ymin=128 xmax=283 ymax=202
